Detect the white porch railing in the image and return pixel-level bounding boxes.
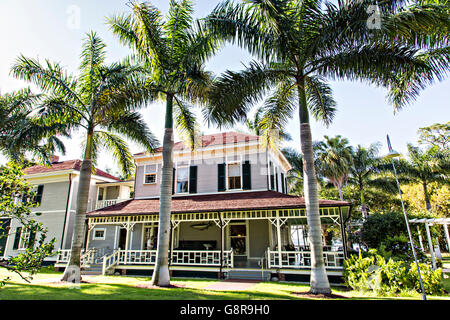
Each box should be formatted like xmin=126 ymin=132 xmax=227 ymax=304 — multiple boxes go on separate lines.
xmin=56 ymin=249 xmax=97 ymax=265
xmin=267 ymin=249 xmax=345 ymax=269
xmin=101 ymin=249 xmax=234 ymax=274
xmin=95 ymin=198 xmax=130 ymax=210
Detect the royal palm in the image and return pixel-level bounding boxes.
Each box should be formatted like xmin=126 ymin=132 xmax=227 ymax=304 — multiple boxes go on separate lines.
xmin=107 ymin=0 xmax=218 ymax=286
xmin=205 ymin=0 xmax=449 ymax=293
xmin=11 ymin=32 xmax=158 ymax=282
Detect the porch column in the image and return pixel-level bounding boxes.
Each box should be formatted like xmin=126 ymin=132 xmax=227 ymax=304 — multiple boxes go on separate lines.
xmin=125 ymin=217 xmax=131 ymax=264
xmin=219 ymin=212 xmax=224 ymax=276
xmin=417 ymin=225 xmax=425 ymax=252
xmin=276 ymin=211 xmax=282 ymax=268
xmin=338 ymin=207 xmax=348 ymax=258
xmin=85 ymin=220 xmax=92 ymax=251
xmin=443 ymin=224 xmax=450 ymax=252
xmin=425 ymin=223 xmax=437 ymax=270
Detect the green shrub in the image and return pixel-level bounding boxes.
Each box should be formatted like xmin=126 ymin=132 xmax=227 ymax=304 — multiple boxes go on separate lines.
xmin=343 ymin=251 xmax=444 ymax=295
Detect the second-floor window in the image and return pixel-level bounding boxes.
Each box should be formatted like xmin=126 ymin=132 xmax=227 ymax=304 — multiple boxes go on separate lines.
xmin=144 ymin=165 xmax=157 ymax=184
xmin=227 ymin=163 xmax=241 ymax=190
xmin=176 ymin=166 xmax=189 ymax=193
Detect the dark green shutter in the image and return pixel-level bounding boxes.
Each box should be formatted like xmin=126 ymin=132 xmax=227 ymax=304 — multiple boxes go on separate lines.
xmin=28 ymin=230 xmax=36 ymax=248
xmin=269 ymin=162 xmax=275 ymax=190
xmin=172 ymin=168 xmax=176 ymax=195
xmin=242 ymin=161 xmax=251 ymax=190
xmin=35 ymin=185 xmax=44 ymax=205
xmin=0 ymin=219 xmax=11 ymax=256
xmin=275 ymin=172 xmax=279 ymax=192
xmin=281 ymin=173 xmax=285 ymax=193
xmin=189 ymin=166 xmax=197 ymax=194
xmin=218 ymin=163 xmax=226 ymax=192
xmin=13 ymin=227 xmax=22 ymax=250
xmin=285 ymin=176 xmax=288 ymax=194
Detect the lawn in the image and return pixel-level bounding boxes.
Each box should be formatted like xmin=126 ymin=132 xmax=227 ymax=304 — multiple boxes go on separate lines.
xmin=0 ymin=268 xmax=449 ymax=300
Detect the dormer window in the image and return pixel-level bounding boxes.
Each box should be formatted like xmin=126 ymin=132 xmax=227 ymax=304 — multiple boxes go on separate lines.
xmin=227 ymin=163 xmax=241 ymax=190
xmin=144 ymin=165 xmax=157 ymax=184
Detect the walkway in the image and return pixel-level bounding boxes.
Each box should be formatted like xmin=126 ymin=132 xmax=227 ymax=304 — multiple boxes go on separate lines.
xmin=204 ymin=279 xmax=260 ymax=291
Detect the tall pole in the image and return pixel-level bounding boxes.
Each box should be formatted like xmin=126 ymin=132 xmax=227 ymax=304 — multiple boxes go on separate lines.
xmin=386 ymin=135 xmax=427 ymax=300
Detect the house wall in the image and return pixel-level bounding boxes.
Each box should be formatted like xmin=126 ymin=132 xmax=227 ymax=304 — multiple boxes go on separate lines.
xmin=134 ymin=150 xmax=276 ymax=199
xmin=248 ymin=219 xmax=270 ymax=258
xmin=4 ymin=181 xmax=71 ymax=259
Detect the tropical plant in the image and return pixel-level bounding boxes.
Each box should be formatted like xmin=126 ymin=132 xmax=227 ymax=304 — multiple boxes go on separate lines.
xmin=388 ymin=144 xmax=449 ymax=212
xmin=316 ymin=135 xmax=353 ymax=201
xmin=0 ymin=162 xmax=55 ymax=286
xmin=418 ymin=121 xmax=449 ymax=151
xmin=204 ymin=0 xmax=449 ymax=294
xmin=348 ymin=143 xmax=397 ymax=217
xmin=0 ymin=88 xmax=67 ymax=164
xmin=107 ymin=0 xmax=218 ymax=286
xmin=10 ymin=31 xmax=158 ymax=282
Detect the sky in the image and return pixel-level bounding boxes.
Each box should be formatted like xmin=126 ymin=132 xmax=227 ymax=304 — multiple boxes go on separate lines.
xmin=1 ymin=0 xmax=449 ymax=174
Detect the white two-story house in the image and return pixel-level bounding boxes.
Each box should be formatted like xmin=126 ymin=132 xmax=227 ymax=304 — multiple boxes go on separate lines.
xmin=0 ymin=156 xmax=133 ymax=263
xmin=57 ymin=132 xmax=352 ymax=282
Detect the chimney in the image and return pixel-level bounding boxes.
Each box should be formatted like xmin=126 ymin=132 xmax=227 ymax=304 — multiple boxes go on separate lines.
xmin=50 ymin=155 xmax=60 ymax=163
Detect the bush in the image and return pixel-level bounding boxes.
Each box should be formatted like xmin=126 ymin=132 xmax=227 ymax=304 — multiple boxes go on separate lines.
xmin=343 ymin=250 xmax=444 ymax=295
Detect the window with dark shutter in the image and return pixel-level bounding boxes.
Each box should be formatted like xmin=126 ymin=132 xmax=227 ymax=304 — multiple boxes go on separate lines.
xmin=275 ymin=170 xmax=279 ymax=192
xmin=218 ymin=163 xmax=226 ymax=191
xmin=34 ymin=185 xmax=44 ymax=206
xmin=189 ymin=166 xmax=197 ymax=194
xmin=281 ymin=173 xmax=285 ymax=193
xmin=242 ymin=161 xmax=251 ymax=190
xmin=13 ymin=227 xmax=22 ymax=250
xmin=269 ymin=162 xmax=275 ymax=190
xmin=172 ymin=168 xmax=176 ymax=195
xmin=28 ymin=230 xmax=36 ymax=248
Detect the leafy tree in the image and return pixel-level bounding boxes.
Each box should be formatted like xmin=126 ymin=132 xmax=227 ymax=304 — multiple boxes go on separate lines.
xmin=107 ymin=0 xmax=218 ymax=286
xmin=418 ymin=121 xmax=449 ymax=151
xmin=0 ymin=88 xmax=67 ymax=164
xmin=0 ymin=162 xmax=55 ymax=286
xmin=390 ymin=144 xmax=449 ymax=212
xmin=348 ymin=143 xmax=397 ymax=217
xmin=204 ymin=0 xmax=449 ymax=294
xmin=402 ymin=182 xmax=449 ymax=217
xmin=316 ymin=135 xmax=353 ymax=201
xmin=11 ymin=32 xmax=158 ymax=282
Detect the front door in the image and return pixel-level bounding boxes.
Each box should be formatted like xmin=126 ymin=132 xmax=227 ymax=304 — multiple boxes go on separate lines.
xmin=229 ymin=223 xmax=248 ymax=256
xmin=118 ymin=228 xmax=127 ymax=250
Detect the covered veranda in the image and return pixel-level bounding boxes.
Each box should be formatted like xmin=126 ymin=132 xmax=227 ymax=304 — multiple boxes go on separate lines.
xmin=57 ymin=191 xmax=351 ymax=277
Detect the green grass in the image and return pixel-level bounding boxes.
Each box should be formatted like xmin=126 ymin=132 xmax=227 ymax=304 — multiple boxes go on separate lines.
xmin=0 ymin=268 xmax=449 ymax=300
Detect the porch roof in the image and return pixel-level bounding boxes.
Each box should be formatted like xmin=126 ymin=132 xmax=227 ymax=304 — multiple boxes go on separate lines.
xmin=86 ymin=190 xmax=350 ymax=217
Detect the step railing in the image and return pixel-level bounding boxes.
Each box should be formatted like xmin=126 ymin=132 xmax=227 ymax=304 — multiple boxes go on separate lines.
xmin=267 ymin=249 xmax=345 ymax=269
xmin=56 ymin=249 xmax=96 ymax=266
xmin=102 ymin=249 xmax=121 ymax=275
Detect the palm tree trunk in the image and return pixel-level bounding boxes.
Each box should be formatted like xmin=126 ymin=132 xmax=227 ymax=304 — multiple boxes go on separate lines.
xmin=337 ymin=184 xmax=344 ymax=201
xmin=151 ymin=95 xmax=174 ymax=287
xmin=359 ymin=178 xmax=368 ymax=218
xmin=422 ymin=181 xmax=432 ymax=212
xmin=61 ymin=132 xmax=93 ymax=282
xmin=298 ymin=79 xmax=331 ymax=294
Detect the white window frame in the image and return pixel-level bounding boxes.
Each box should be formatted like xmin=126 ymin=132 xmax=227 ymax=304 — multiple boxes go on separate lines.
xmin=93 ymin=228 xmax=106 ymax=241
xmin=143 ymin=165 xmax=158 ymax=185
xmin=175 ymin=165 xmax=190 ymax=194
xmin=18 ymin=229 xmax=31 ymax=250
xmin=226 ymin=160 xmax=243 ymax=191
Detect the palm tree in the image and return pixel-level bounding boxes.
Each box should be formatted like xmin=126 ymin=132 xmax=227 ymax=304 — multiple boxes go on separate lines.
xmin=11 ymin=32 xmax=158 ymax=282
xmin=348 ymin=143 xmax=397 ymax=217
xmin=0 ymin=88 xmax=67 ymax=164
xmin=107 ymin=0 xmax=218 ymax=286
xmin=316 ymin=135 xmax=353 ymax=201
xmin=246 ymin=105 xmax=292 ymax=144
xmin=204 ymin=0 xmax=449 ymax=294
xmin=393 ymin=144 xmax=449 ymax=212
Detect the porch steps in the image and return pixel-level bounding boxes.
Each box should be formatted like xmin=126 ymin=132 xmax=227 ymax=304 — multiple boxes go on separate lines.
xmin=226 ymin=269 xmax=271 ymax=281
xmin=81 ymin=263 xmax=103 ymax=275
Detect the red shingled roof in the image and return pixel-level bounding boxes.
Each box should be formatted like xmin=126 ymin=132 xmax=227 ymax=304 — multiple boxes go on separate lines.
xmin=134 ymin=131 xmax=260 ymax=156
xmin=24 ymin=159 xmax=122 ymax=182
xmin=87 ymin=190 xmax=350 ymax=217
